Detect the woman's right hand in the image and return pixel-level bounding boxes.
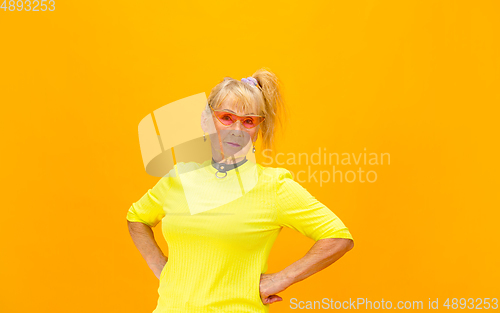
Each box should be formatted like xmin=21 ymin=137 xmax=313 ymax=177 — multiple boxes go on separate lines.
xmin=150 ymin=260 xmax=167 ymax=280
xmin=127 ymin=221 xmax=168 ymax=280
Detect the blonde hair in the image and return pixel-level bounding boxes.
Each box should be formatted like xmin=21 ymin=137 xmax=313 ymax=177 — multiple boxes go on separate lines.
xmin=206 ymin=67 xmax=287 ymax=152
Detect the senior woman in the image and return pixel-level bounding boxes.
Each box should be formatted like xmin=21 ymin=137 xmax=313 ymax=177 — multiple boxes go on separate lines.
xmin=126 ymin=68 xmax=354 ymax=313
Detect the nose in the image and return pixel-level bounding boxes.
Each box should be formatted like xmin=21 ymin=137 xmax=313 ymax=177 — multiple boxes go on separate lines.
xmin=228 ymin=120 xmax=245 ymax=137
xmin=237 ymin=119 xmax=245 ymax=129
xmin=231 ymin=119 xmax=244 ymax=131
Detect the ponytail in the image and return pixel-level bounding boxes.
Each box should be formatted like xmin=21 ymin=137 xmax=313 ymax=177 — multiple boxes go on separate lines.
xmin=251 ymin=67 xmax=287 ymax=152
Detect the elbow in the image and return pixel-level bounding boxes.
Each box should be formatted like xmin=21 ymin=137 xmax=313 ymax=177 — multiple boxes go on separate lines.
xmin=344 ymin=239 xmax=354 ymax=253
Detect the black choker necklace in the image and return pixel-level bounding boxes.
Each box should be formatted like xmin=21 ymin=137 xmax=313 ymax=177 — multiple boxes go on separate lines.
xmin=211 ymin=157 xmax=248 ymax=179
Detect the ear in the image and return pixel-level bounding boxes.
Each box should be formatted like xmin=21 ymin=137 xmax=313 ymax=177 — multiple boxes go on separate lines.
xmin=200 ymin=109 xmax=210 ymax=133
xmin=252 ymin=126 xmax=261 ymax=143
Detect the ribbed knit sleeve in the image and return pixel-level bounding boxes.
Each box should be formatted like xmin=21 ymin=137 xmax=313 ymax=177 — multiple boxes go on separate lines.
xmin=126 ymin=177 xmax=170 ymax=227
xmin=275 ymin=168 xmax=353 ymax=242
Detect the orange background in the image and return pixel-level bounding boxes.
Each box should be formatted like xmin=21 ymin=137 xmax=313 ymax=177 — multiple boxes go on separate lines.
xmin=1 ymin=1 xmax=498 ymax=312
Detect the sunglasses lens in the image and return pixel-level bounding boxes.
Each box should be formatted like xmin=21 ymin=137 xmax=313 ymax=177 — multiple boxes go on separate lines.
xmin=216 ymin=112 xmax=236 ymax=125
xmin=213 ymin=110 xmax=264 ymax=128
xmin=242 ymin=117 xmax=263 ymax=128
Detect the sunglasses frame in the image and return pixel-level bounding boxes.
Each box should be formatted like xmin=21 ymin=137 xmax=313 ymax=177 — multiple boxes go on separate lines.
xmin=209 ymin=103 xmax=265 ymax=129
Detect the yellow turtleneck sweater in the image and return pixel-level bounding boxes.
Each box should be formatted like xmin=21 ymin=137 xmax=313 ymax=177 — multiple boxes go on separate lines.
xmin=126 ymin=159 xmax=353 ymax=313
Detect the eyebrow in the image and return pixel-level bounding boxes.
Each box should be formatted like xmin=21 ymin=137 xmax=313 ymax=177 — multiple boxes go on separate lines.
xmin=222 ymin=109 xmax=257 ymax=115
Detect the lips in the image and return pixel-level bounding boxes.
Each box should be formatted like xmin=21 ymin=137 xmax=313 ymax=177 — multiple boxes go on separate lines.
xmin=226 ymin=142 xmax=241 ymax=147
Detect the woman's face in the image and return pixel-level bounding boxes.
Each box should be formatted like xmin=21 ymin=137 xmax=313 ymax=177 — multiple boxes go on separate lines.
xmin=203 ymin=96 xmax=261 ymax=162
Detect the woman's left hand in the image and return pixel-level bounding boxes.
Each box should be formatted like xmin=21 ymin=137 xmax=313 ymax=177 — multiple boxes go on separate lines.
xmin=259 ymin=272 xmax=290 ymax=305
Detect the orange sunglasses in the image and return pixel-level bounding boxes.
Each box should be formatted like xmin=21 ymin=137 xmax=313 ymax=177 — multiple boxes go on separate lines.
xmin=209 ymin=103 xmax=265 ymax=129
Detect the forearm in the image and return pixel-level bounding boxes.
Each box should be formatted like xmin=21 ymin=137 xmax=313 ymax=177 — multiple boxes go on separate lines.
xmin=278 ymin=238 xmax=354 ymax=288
xmin=127 ymin=221 xmax=168 ymax=276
